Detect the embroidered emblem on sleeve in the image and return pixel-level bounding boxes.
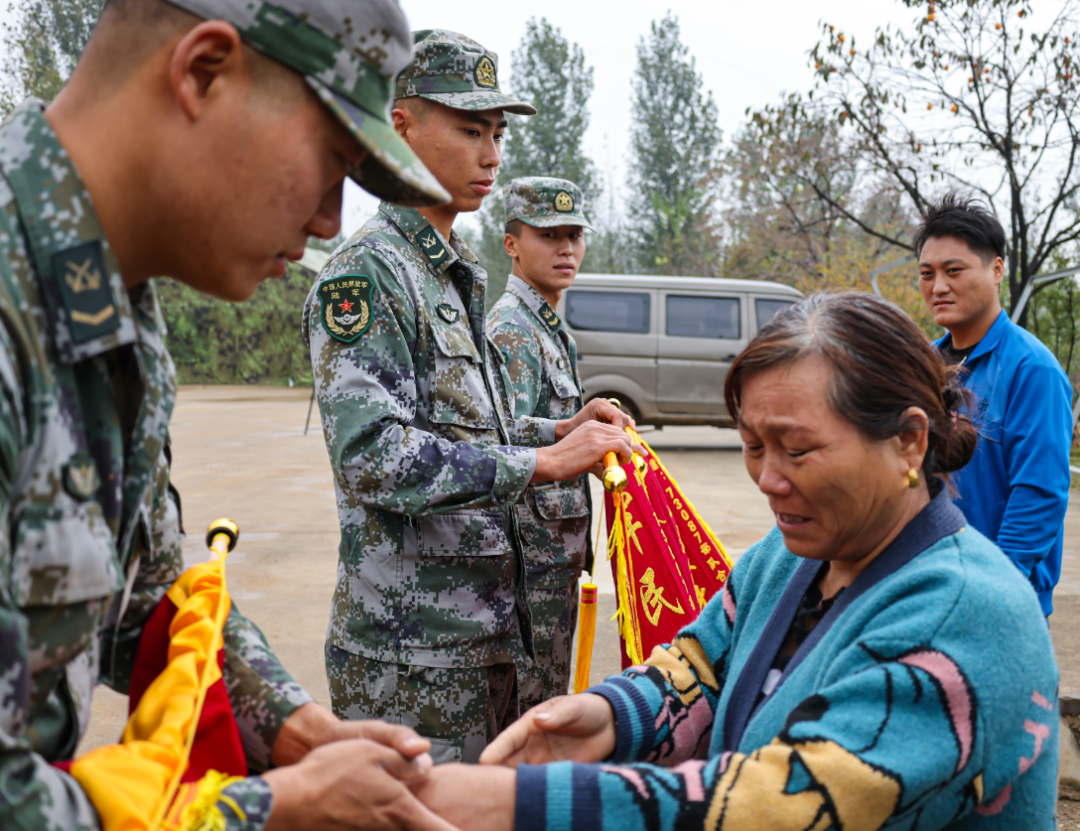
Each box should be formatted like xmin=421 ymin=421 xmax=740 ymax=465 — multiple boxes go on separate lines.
xmin=319 ymin=276 xmax=374 ymax=344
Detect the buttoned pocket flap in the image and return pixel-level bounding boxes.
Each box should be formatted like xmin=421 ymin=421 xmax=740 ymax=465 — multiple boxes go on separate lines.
xmin=11 ymin=501 xmax=123 ymax=606
xmin=431 ymin=320 xmax=479 ymax=361
xmin=430 ymin=322 xmax=495 ymax=430
xmin=532 ymin=483 xmax=590 ymax=521
xmin=418 ymin=510 xmax=510 ymax=557
xmin=550 ymin=373 xmax=579 ymax=400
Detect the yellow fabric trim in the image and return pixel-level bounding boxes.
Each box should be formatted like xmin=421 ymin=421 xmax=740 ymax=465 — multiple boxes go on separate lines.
xmin=70 ymin=549 xmax=232 ymax=831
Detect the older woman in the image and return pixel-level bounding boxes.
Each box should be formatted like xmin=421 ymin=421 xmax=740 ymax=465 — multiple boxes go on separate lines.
xmin=415 ymin=292 xmax=1058 ymax=831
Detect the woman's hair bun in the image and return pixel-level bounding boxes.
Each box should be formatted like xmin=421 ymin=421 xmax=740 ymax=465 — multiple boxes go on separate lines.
xmin=930 ymin=370 xmax=978 ymax=474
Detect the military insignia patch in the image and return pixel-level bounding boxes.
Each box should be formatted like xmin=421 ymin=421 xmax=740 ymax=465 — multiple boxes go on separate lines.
xmin=51 ymin=241 xmax=120 ymax=343
xmin=64 ymin=453 xmax=100 ymax=501
xmin=437 ymin=303 xmax=460 ymax=324
xmin=416 ymin=224 xmax=450 ymax=268
xmin=475 ymin=56 xmax=497 ymax=89
xmin=554 ymin=191 xmax=574 ymax=212
xmin=319 ymin=276 xmax=374 ymax=344
xmin=540 ymin=305 xmax=561 ymax=329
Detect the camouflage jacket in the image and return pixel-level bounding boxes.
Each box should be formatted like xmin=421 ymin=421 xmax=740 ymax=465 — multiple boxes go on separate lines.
xmin=487 ymin=276 xmax=593 ymax=587
xmin=0 ymin=102 xmax=310 ymax=831
xmin=303 ymin=203 xmax=557 ymax=669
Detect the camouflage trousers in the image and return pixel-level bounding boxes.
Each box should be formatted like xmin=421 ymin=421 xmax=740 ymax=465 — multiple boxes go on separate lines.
xmin=518 ymin=583 xmax=579 ymax=713
xmin=325 ymin=643 xmax=519 ymax=764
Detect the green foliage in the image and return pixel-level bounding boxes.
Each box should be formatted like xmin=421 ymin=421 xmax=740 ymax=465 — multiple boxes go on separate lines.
xmin=156 ymin=265 xmax=315 ymax=385
xmin=1 ymin=0 xmax=101 ymax=112
xmin=1027 ymin=275 xmax=1080 ymax=395
xmin=474 ymin=18 xmax=602 ymax=306
xmin=627 ymin=12 xmax=721 ymax=276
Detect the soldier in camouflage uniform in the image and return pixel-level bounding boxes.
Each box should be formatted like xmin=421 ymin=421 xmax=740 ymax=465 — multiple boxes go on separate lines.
xmin=487 ymin=178 xmax=596 ymax=711
xmin=305 ymin=31 xmax=633 ymax=765
xmin=0 ymin=1 xmax=460 ymax=830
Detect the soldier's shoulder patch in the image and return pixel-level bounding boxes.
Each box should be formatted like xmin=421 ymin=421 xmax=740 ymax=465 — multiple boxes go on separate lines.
xmin=318 ymin=274 xmax=374 ymax=344
xmin=415 ymin=223 xmax=450 ymax=268
xmin=51 ymin=240 xmax=120 ymax=343
xmin=539 ymin=304 xmax=561 ymax=330
xmin=436 ymin=303 xmax=460 ymax=324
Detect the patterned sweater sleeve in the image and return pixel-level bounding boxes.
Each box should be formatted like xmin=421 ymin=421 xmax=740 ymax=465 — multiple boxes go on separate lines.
xmin=515 ymin=588 xmax=1058 ymax=831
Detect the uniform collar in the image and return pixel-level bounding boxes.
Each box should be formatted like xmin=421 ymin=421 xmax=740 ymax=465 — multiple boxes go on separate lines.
xmin=0 ymin=101 xmax=137 ymax=363
xmin=506 ymin=274 xmax=564 ymax=334
xmin=378 ymin=201 xmax=478 ymax=276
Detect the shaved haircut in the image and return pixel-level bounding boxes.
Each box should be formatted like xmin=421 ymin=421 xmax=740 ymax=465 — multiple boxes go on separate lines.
xmin=80 ymin=0 xmax=306 ymax=107
xmin=394 ymin=96 xmax=439 ymax=124
xmin=505 ymin=219 xmax=523 ymax=237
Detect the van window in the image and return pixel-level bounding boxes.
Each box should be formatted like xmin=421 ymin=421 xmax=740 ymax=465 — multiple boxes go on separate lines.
xmin=565 ymin=291 xmax=650 ymax=334
xmin=756 ymin=298 xmax=795 ymax=330
xmin=666 ymin=295 xmax=740 ymax=339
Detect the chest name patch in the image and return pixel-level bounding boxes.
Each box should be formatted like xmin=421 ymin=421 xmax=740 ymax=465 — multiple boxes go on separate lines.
xmin=319 ymin=276 xmax=374 ymax=343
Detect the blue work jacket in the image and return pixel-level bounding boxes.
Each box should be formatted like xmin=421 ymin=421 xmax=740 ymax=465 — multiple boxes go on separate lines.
xmin=936 ymin=311 xmax=1072 ymax=615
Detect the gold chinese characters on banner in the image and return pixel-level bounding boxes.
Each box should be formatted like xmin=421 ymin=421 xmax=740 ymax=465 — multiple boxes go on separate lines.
xmin=604 ymin=434 xmax=733 ymax=667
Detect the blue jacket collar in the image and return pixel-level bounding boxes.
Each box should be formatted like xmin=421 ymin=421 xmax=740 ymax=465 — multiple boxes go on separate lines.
xmin=936 ymin=309 xmax=1009 ymax=364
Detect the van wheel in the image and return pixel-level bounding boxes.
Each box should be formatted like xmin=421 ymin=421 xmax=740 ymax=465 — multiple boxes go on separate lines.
xmin=590 ymin=394 xmax=641 ymax=425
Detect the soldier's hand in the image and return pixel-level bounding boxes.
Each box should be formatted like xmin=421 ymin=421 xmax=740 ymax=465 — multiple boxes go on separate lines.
xmin=263 ymin=738 xmax=455 ymax=831
xmin=271 ymin=702 xmax=431 ymax=766
xmin=413 ymin=764 xmax=516 ymax=831
xmin=532 ymin=422 xmax=639 ymax=483
xmin=478 ymin=694 xmax=617 ymax=768
xmin=554 ymin=397 xmax=632 ymax=440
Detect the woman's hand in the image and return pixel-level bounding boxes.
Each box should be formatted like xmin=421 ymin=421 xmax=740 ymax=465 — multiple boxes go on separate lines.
xmin=478 ymin=694 xmax=617 ymax=767
xmin=413 ymin=764 xmax=516 ymax=831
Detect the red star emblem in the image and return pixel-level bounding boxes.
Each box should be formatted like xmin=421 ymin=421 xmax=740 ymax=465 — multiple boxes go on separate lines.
xmin=339 ymin=300 xmax=354 ymax=312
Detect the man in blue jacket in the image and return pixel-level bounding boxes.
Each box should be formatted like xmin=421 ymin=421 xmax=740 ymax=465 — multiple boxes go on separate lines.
xmin=915 ymin=194 xmax=1073 ymax=616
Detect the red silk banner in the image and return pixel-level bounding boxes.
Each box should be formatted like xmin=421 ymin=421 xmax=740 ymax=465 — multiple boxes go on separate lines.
xmin=605 ymin=439 xmax=733 ymax=667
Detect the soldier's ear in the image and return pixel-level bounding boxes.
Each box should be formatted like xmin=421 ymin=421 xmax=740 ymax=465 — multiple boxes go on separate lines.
xmin=504 ymin=232 xmax=519 ymax=259
xmin=169 ymin=20 xmax=246 ymax=120
xmin=391 ymin=107 xmax=414 ymax=144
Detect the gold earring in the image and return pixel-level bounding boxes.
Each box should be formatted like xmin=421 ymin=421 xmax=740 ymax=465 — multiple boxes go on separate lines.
xmin=907 ymin=468 xmax=920 ymax=489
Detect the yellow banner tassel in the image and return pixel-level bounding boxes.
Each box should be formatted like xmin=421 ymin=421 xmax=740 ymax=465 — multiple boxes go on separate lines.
xmin=572 ymin=583 xmax=599 ymax=693
xmin=608 ymin=492 xmax=644 ymax=665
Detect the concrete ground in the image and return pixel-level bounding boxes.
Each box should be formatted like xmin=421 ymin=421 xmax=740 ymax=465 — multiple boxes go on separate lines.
xmin=78 ymin=386 xmax=1080 ymax=817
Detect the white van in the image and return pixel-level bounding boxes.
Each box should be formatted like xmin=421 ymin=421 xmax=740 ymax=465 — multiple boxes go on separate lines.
xmin=556 ymin=274 xmax=802 ymax=427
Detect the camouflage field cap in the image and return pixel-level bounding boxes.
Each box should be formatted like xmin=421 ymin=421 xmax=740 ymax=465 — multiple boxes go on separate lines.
xmin=504 ymin=177 xmax=594 ymax=231
xmin=395 ymin=30 xmax=537 ymax=115
xmin=162 ymin=0 xmax=450 ymax=207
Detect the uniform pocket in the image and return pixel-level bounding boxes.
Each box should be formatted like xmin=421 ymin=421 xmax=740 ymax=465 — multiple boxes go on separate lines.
xmin=532 ymin=481 xmax=590 ymax=521
xmin=550 ymin=373 xmax=579 ymax=400
xmin=430 ymin=322 xmax=495 ymax=430
xmin=11 ymin=501 xmax=123 ymax=606
xmin=418 ymin=510 xmax=511 ymax=557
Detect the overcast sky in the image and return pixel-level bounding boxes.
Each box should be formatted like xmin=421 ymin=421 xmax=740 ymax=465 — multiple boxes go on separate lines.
xmin=343 ymin=0 xmax=924 ymax=234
